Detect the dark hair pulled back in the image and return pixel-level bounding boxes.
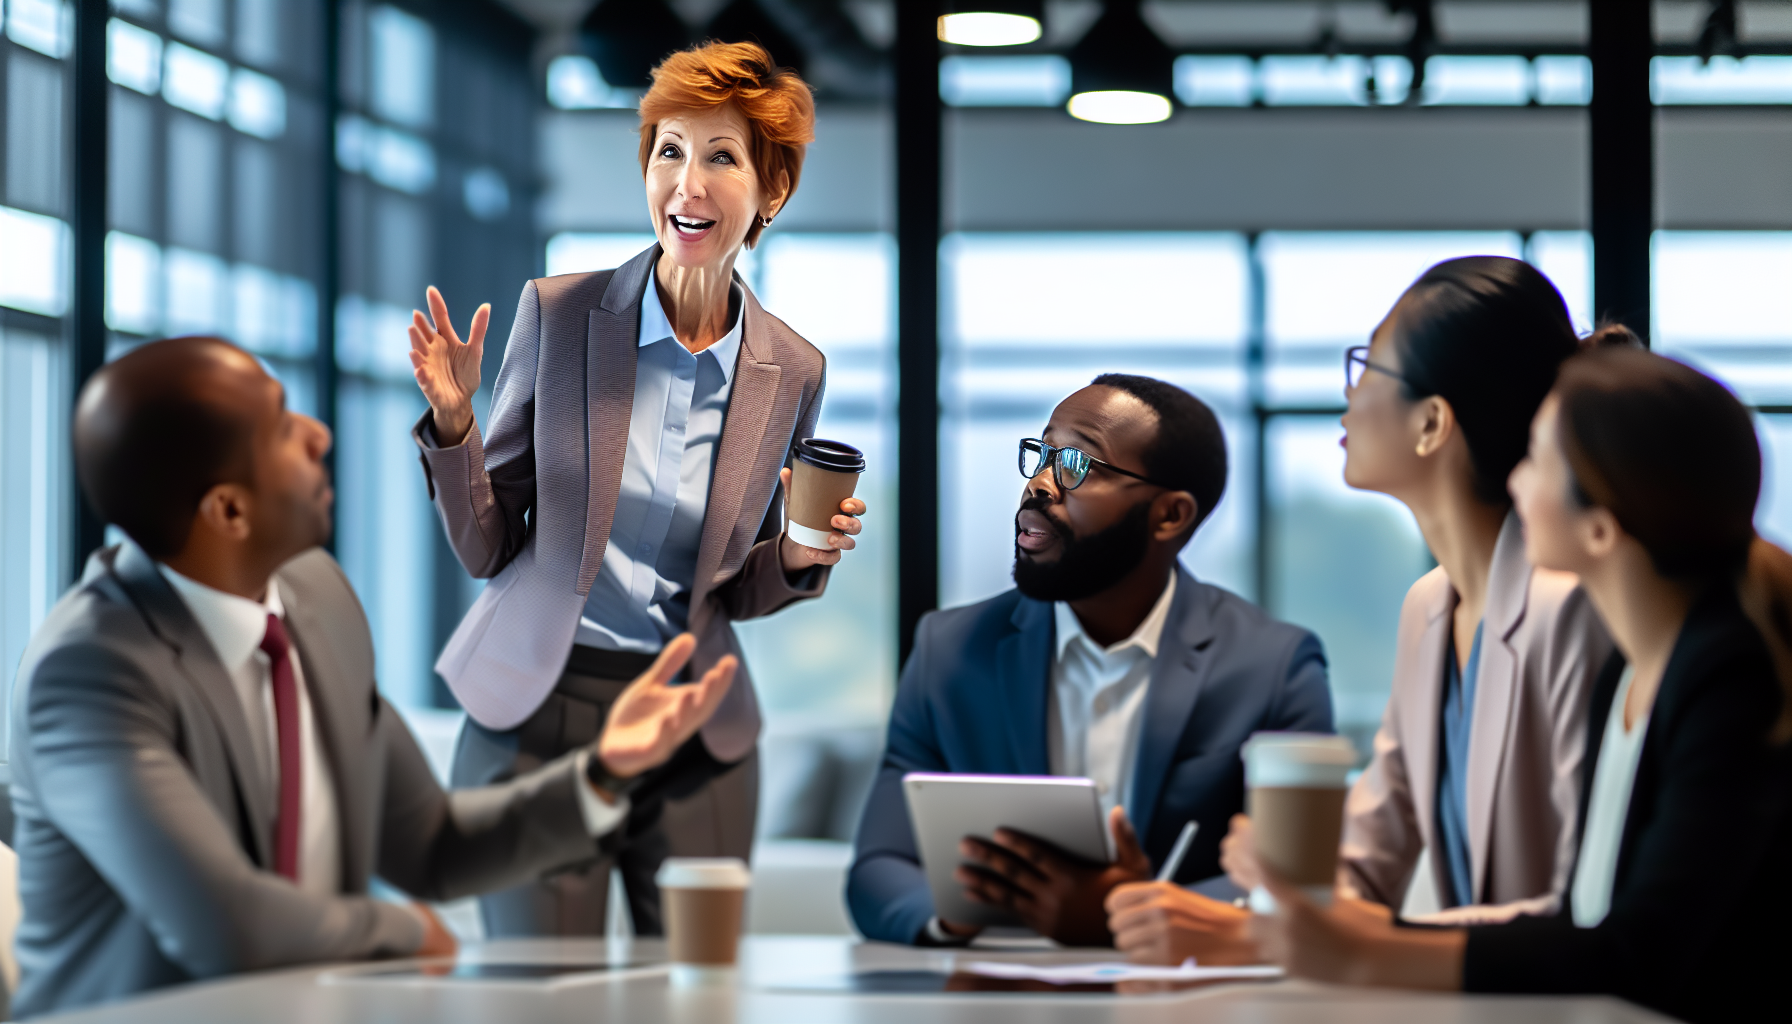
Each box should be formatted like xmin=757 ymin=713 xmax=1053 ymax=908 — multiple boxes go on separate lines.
xmin=1391 ymin=256 xmax=1586 ymax=505
xmin=1553 ymin=347 xmax=1792 ymax=741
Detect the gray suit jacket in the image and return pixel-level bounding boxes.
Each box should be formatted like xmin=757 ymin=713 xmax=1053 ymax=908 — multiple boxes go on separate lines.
xmin=1340 ymin=512 xmax=1611 ymax=921
xmin=7 ymin=542 xmax=601 ymax=1018
xmin=415 ymin=244 xmax=829 ymax=759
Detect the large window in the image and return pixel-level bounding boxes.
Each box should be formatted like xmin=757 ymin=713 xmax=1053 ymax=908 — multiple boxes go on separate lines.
xmin=942 ymin=229 xmax=1792 ymax=757
xmin=101 ymin=1 xmax=325 ymax=413
xmin=1653 ymin=231 xmax=1792 ymax=546
xmin=332 ymin=1 xmax=536 ymax=711
xmin=1 ymin=0 xmax=73 ymax=736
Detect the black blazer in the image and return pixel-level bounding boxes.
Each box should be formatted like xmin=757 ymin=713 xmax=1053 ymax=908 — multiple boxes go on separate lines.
xmin=1462 ymin=586 xmax=1792 ymax=1023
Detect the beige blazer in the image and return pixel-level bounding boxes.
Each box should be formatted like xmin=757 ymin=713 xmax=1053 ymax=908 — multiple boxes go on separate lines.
xmin=1340 ymin=512 xmax=1612 ymax=921
xmin=414 ymin=244 xmax=829 ymax=759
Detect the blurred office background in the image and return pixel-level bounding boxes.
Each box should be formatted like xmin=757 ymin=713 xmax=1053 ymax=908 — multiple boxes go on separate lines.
xmin=2 ymin=0 xmax=1791 ymax=934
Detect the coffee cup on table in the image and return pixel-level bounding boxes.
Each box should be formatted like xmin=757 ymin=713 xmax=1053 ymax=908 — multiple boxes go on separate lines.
xmin=655 ymin=857 xmax=751 ymax=988
xmin=1241 ymin=732 xmax=1358 ymax=914
xmin=785 ymin=438 xmax=865 ymax=551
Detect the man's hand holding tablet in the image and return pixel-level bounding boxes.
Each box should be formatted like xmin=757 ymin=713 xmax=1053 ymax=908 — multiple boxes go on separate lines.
xmin=951 ymin=805 xmax=1153 ymax=946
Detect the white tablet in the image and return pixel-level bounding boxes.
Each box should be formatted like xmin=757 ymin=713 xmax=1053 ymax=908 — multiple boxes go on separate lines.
xmin=901 ymin=772 xmax=1113 ymax=928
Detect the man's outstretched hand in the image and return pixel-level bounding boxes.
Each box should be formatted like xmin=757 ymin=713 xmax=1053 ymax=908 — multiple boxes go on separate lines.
xmin=953 ymin=806 xmax=1153 ymax=947
xmin=594 ymin=634 xmax=736 ymax=780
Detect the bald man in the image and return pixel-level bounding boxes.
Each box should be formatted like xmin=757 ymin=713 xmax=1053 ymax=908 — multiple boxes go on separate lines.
xmin=8 ymin=336 xmax=736 ymax=1018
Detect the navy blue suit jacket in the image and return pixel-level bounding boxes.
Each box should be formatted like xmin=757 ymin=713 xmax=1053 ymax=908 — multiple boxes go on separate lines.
xmin=847 ymin=567 xmax=1335 ymax=944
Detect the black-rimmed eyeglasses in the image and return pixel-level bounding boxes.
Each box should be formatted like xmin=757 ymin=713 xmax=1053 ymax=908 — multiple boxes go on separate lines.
xmin=1018 ymin=438 xmax=1171 ymax=491
xmin=1345 ymin=345 xmax=1412 ymax=391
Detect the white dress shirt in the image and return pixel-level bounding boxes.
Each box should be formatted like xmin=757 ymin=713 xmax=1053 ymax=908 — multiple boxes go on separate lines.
xmin=1571 ymin=665 xmax=1648 ymax=928
xmin=162 ymin=568 xmax=629 ymax=894
xmin=923 ymin=573 xmax=1178 ymax=944
xmin=575 ymin=279 xmax=744 ymax=652
xmin=1048 ymin=573 xmax=1178 ymax=822
xmin=160 ymin=567 xmax=342 ymax=896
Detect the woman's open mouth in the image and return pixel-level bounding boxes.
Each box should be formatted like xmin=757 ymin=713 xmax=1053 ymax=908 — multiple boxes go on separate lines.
xmin=669 ymin=214 xmax=716 ymax=239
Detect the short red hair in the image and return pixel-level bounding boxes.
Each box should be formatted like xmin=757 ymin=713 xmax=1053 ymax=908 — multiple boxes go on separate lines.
xmin=638 ymin=41 xmax=815 ymax=249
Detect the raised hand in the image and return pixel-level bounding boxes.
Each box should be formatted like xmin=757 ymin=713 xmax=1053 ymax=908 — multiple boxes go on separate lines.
xmin=408 ymin=285 xmax=490 ymax=445
xmin=595 ymin=634 xmax=737 ymax=779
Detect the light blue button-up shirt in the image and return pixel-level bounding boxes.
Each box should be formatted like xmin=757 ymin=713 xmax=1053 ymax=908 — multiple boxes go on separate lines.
xmin=575 ymin=280 xmax=743 ymax=653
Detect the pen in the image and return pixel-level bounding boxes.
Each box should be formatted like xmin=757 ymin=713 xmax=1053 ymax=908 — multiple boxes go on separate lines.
xmin=1155 ymin=820 xmax=1199 ymax=882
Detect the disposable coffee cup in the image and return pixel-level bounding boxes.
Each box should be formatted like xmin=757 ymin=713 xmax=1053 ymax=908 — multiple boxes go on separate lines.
xmin=1241 ymin=732 xmax=1357 ymax=915
xmin=786 ymin=438 xmax=865 ymax=551
xmin=655 ymin=857 xmax=751 ymax=988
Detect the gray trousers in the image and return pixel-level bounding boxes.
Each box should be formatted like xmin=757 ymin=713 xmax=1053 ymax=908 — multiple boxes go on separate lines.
xmin=450 ymin=648 xmax=758 ymax=937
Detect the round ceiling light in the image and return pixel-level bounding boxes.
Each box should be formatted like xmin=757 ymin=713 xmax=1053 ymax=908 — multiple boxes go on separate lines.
xmin=937 ymin=12 xmax=1043 ymax=47
xmin=1065 ymin=0 xmax=1174 ymax=125
xmin=1066 ymin=89 xmax=1173 ymax=124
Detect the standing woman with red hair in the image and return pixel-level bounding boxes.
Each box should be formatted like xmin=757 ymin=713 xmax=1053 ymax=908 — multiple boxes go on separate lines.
xmin=405 ymin=42 xmax=865 ymax=936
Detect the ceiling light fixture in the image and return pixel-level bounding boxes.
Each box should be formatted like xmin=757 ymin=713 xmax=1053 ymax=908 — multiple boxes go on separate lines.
xmin=938 ymin=1 xmax=1044 ymax=48
xmin=581 ymin=0 xmax=691 ymax=94
xmin=1066 ymin=0 xmax=1174 ymax=124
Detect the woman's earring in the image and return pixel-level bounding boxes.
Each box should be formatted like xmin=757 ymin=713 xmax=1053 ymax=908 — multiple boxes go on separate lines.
xmin=760 ymin=215 xmax=774 ymax=228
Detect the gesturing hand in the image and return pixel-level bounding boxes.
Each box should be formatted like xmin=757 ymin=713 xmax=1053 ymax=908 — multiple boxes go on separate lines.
xmin=955 ymin=806 xmax=1153 ymax=947
xmin=408 ymin=285 xmax=490 ymax=445
xmin=595 ymin=634 xmax=737 ymax=780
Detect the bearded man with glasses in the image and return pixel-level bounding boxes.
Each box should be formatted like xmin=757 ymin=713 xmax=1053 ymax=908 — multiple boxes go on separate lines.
xmin=847 ymin=373 xmax=1336 ymax=948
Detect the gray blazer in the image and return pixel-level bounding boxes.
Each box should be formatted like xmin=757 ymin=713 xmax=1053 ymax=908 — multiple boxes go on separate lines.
xmin=1340 ymin=512 xmax=1612 ymax=921
xmin=7 ymin=542 xmax=601 ymax=1018
xmin=415 ymin=244 xmax=829 ymax=760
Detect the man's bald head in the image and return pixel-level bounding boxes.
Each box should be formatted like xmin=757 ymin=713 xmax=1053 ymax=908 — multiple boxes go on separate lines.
xmin=74 ymin=337 xmax=271 ymax=558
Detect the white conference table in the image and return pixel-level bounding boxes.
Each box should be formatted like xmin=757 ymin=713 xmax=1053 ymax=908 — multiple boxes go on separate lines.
xmin=41 ymin=936 xmax=1676 ymax=1024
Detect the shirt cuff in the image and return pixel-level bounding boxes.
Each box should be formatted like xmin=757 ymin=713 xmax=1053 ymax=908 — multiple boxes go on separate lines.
xmin=920 ymin=916 xmax=976 ymax=947
xmin=418 ymin=415 xmax=446 ymax=450
xmin=574 ymin=749 xmax=632 ymax=836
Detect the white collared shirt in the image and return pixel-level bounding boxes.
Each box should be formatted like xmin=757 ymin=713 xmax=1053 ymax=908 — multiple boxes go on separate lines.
xmin=1571 ymin=665 xmax=1649 ymax=928
xmin=575 ymin=279 xmax=745 ymax=652
xmin=1047 ymin=573 xmax=1178 ymax=822
xmin=160 ymin=567 xmax=342 ymax=896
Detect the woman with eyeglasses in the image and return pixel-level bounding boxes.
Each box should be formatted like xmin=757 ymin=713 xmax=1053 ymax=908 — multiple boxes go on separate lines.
xmin=1249 ymin=347 xmax=1792 ymax=1024
xmin=403 ymin=43 xmax=865 ymax=938
xmin=1108 ymin=256 xmax=1623 ymax=965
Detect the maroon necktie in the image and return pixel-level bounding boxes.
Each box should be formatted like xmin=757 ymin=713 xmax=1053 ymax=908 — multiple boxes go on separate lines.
xmin=259 ymin=614 xmax=302 ymax=883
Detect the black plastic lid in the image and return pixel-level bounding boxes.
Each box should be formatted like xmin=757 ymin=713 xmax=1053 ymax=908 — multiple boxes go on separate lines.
xmin=795 ymin=437 xmax=866 ymax=473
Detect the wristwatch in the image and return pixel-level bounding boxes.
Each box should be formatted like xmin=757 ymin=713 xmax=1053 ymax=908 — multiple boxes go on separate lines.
xmin=583 ymin=753 xmax=646 ymax=803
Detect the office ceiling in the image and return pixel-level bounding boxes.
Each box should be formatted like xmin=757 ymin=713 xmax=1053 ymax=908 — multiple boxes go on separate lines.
xmin=491 ymin=1 xmax=1792 ymax=100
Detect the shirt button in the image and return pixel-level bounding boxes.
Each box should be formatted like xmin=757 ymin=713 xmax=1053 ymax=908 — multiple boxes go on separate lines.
xmin=1093 ymin=695 xmax=1109 ymax=715
xmin=638 ymin=543 xmax=652 ymax=556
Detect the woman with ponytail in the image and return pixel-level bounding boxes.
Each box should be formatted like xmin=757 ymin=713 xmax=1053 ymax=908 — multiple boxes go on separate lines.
xmin=1110 ymin=257 xmax=1621 ymax=964
xmin=1248 ymin=348 xmax=1792 ymax=1023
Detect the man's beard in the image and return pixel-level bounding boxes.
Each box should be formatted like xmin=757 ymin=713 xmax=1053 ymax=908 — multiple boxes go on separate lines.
xmin=1012 ymin=497 xmax=1153 ymax=602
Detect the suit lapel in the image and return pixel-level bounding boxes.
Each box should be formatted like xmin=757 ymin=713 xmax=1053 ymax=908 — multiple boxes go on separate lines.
xmin=1127 ymin=569 xmax=1216 ymax=843
xmin=577 ymin=245 xmax=654 ymax=595
xmin=113 ymin=542 xmax=275 ymax=869
xmin=692 ymin=287 xmax=782 ymax=608
xmin=997 ymin=598 xmax=1053 ymax=774
xmin=277 ymin=577 xmax=367 ymax=892
xmin=1404 ymin=580 xmax=1454 ymax=892
xmin=1464 ymin=512 xmax=1529 ymax=902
